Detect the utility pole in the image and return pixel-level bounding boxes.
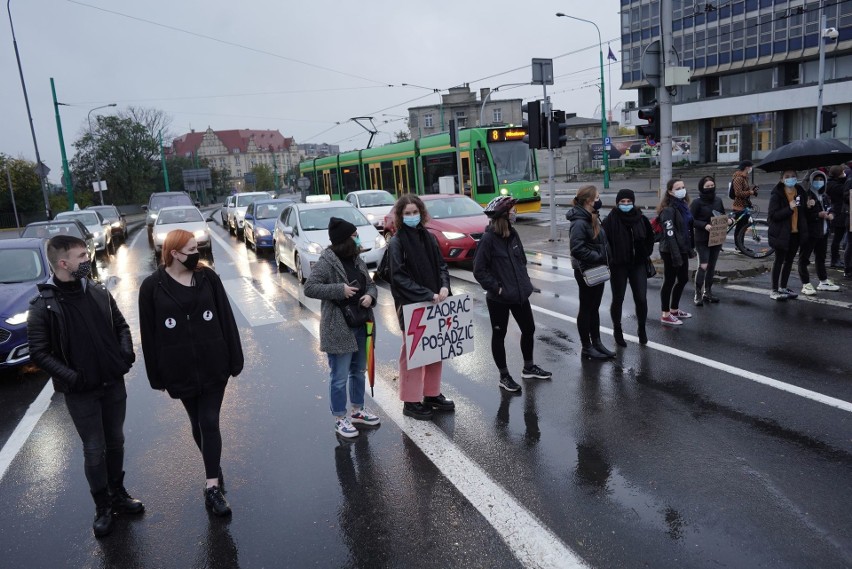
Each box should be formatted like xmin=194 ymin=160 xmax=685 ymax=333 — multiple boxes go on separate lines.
xmin=5 ymin=164 xmax=20 ymax=229
xmin=159 ymin=130 xmax=170 ymax=191
xmin=815 ymin=1 xmax=827 ymax=135
xmin=50 ymin=77 xmax=74 ymax=209
xmin=659 ymin=0 xmax=674 ymax=196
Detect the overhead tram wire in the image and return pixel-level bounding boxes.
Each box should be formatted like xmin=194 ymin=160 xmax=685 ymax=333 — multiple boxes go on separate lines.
xmin=66 ymin=0 xmax=394 ymax=87
xmin=66 ymin=86 xmax=397 ymax=106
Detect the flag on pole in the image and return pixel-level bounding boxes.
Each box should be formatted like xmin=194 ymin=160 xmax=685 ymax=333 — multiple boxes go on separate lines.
xmin=607 ymin=45 xmax=618 ymax=62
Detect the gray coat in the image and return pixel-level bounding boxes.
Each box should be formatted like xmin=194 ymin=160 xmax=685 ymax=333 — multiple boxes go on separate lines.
xmin=304 ymin=248 xmax=377 ymax=354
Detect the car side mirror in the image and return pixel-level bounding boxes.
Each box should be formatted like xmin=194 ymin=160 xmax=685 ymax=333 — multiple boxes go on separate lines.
xmin=120 ymin=214 xmax=126 ymax=219
xmin=282 ymin=226 xmax=293 ymax=236
xmin=206 ymin=215 xmax=215 ymax=222
xmin=244 ymin=213 xmax=254 ymax=221
xmin=102 ymin=219 xmax=111 ymax=226
xmin=195 ymin=201 xmax=201 ymax=207
xmin=141 ymin=205 xmax=148 ymax=212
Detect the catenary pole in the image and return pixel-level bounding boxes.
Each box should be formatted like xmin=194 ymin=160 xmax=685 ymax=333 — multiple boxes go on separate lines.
xmin=50 ymin=78 xmax=74 ymax=209
xmin=659 ymin=0 xmax=674 ymax=196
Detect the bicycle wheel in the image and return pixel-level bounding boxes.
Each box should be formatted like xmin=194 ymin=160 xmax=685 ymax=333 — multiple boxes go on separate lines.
xmin=735 ymin=219 xmax=774 ymax=258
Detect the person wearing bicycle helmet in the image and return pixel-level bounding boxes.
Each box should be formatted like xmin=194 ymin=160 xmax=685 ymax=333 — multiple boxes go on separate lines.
xmin=474 ymin=196 xmax=551 ymax=393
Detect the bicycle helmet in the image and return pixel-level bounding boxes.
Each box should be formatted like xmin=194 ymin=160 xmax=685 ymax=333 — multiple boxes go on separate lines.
xmin=484 ymin=196 xmax=518 ymax=218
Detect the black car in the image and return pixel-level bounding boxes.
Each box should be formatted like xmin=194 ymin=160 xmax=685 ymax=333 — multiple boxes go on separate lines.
xmin=86 ymin=205 xmax=127 ymax=242
xmin=143 ymin=191 xmax=196 ymax=245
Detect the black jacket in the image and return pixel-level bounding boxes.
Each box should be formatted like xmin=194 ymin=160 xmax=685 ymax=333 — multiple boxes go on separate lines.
xmin=767 ymin=182 xmax=809 ymax=250
xmin=826 ymin=176 xmax=846 ymax=229
xmin=27 ymin=277 xmax=134 ymax=393
xmin=657 ymin=205 xmax=693 ymax=267
xmin=473 ymin=225 xmax=533 ymax=305
xmin=690 ymin=194 xmax=727 ymax=246
xmin=566 ymin=206 xmax=608 ymax=271
xmin=802 ymin=187 xmax=832 ymax=240
xmin=601 ymin=209 xmax=655 ymax=266
xmin=388 ymin=231 xmax=451 ymax=329
xmin=138 ymin=267 xmax=244 ymax=399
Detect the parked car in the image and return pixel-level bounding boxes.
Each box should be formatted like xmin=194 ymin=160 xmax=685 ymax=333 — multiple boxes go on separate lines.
xmin=345 ymin=189 xmax=396 ymax=230
xmin=55 ymin=210 xmax=113 ymax=255
xmin=20 ymin=220 xmax=98 ymax=277
xmin=225 ymin=191 xmax=271 ymax=238
xmin=143 ymin=191 xmax=195 ymax=245
xmin=0 ymin=238 xmax=51 ymax=369
xmin=86 ymin=205 xmax=127 ymax=242
xmin=273 ymin=199 xmax=386 ymax=283
xmin=244 ymin=198 xmax=297 ymax=253
xmin=151 ymin=206 xmax=211 ymax=258
xmin=382 ymin=194 xmax=487 ymax=262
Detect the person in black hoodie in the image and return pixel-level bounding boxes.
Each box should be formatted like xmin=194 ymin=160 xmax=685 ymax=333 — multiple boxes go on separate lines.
xmin=690 ymin=176 xmax=733 ymax=306
xmin=566 ymin=185 xmax=615 ymax=360
xmin=799 ymin=170 xmax=840 ymax=295
xmin=826 ymin=164 xmax=847 ymax=269
xmin=657 ymin=179 xmax=695 ymax=326
xmin=138 ymin=229 xmax=243 ymax=517
xmin=474 ymin=196 xmax=551 ymax=393
xmin=27 ymin=235 xmax=143 ymax=538
xmin=602 ymin=189 xmax=655 ymax=346
xmin=767 ymin=169 xmax=810 ymax=300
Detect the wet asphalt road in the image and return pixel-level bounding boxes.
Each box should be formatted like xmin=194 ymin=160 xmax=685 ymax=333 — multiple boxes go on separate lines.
xmin=1 ymin=213 xmax=851 ymax=569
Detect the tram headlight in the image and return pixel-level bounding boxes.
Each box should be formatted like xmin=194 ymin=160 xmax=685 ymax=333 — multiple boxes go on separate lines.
xmin=534 ymin=185 xmax=540 ymax=193
xmin=500 ymin=188 xmax=509 ymax=196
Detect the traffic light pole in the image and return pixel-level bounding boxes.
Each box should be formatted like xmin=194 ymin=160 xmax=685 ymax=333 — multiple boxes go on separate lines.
xmin=544 ymin=90 xmax=558 ymax=242
xmin=816 ymin=6 xmax=827 ymax=135
xmin=659 ymin=0 xmax=674 ymax=198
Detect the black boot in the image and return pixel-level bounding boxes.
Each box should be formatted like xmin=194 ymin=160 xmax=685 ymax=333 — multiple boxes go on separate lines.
xmin=581 ymin=346 xmax=610 ymax=360
xmin=592 ymin=339 xmax=616 ymax=358
xmin=613 ymin=326 xmax=627 ymax=347
xmin=402 ymin=402 xmax=433 ymax=420
xmin=638 ymin=325 xmax=648 ymax=345
xmin=109 ymin=471 xmax=145 ymax=514
xmin=423 ymin=393 xmax=455 ymax=411
xmin=218 ymin=467 xmax=225 ymax=494
xmin=205 ymin=486 xmax=232 ymax=517
xmin=91 ymin=488 xmax=114 ymax=538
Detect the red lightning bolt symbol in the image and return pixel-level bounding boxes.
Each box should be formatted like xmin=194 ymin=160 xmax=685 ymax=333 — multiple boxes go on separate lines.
xmin=407 ymin=307 xmax=427 ymax=360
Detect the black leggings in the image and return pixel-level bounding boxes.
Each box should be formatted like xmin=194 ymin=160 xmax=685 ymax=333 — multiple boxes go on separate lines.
xmin=486 ymin=298 xmax=535 ymax=371
xmin=180 ymin=387 xmax=227 ymax=479
xmin=694 ymin=243 xmax=721 ymax=295
xmin=771 ymin=233 xmax=801 ymax=290
xmin=798 ymin=236 xmax=828 ymax=283
xmin=830 ymin=226 xmax=846 ymax=263
xmin=660 ymin=252 xmax=689 ymax=312
xmin=609 ymin=262 xmax=648 ymax=331
xmin=574 ymin=269 xmax=605 ymax=347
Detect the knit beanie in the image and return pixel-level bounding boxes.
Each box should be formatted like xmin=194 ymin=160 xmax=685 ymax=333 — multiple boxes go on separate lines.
xmin=615 ymin=189 xmax=635 ymax=203
xmin=328 ymin=217 xmax=357 ymax=245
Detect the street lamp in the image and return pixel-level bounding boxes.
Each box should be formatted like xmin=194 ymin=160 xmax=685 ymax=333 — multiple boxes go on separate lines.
xmin=87 ymin=103 xmax=117 ymax=205
xmin=556 ymin=12 xmax=610 ymax=189
xmin=479 ymin=83 xmax=530 ymax=127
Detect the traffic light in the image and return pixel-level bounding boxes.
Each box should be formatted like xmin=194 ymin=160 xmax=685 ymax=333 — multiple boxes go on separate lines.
xmin=522 ymin=101 xmax=543 ymax=149
xmin=820 ymin=109 xmax=838 ymax=133
xmin=449 ymin=119 xmax=457 ymax=147
xmin=636 ymin=105 xmax=660 ymax=145
xmin=550 ymin=110 xmax=569 ymax=148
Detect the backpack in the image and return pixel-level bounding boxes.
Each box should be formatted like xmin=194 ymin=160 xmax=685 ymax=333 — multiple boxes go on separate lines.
xmin=375 ymin=247 xmax=391 ymax=282
xmin=650 ymin=216 xmax=663 ymax=242
xmin=728 ymin=181 xmax=735 ymax=200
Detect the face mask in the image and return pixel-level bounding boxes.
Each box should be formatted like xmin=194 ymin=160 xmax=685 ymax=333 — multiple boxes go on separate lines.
xmin=812 ymin=180 xmax=825 ymax=191
xmin=179 ymin=252 xmax=200 ymax=271
xmin=674 ymin=189 xmax=687 ymax=199
xmin=592 ymin=199 xmax=603 ymax=211
xmin=353 ymin=236 xmax=362 ymax=248
xmin=701 ymin=186 xmax=716 ymax=198
xmin=784 ymin=177 xmax=797 ymax=187
xmin=70 ymin=260 xmax=92 ymax=280
xmin=403 ymin=215 xmax=420 ymax=227
xmin=618 ymin=204 xmax=633 ymax=213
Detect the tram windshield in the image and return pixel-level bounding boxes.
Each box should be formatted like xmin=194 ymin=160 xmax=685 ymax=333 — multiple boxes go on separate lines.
xmin=488 ymin=141 xmax=534 ymax=183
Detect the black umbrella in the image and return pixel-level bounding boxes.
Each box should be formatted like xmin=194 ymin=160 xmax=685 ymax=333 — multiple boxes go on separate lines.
xmin=757 ymin=138 xmax=852 ymax=172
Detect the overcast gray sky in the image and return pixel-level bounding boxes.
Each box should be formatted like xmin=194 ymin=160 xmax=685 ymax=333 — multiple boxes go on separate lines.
xmin=3 ymin=0 xmax=627 ymax=183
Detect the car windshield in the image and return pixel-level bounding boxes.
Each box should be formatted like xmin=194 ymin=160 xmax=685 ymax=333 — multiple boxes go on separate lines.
xmin=425 ymin=198 xmax=485 ymax=219
xmin=156 ymin=208 xmax=203 ymax=224
xmin=359 ymin=192 xmax=395 ymax=207
xmin=489 ymin=140 xmax=534 ymax=183
xmin=57 ymin=212 xmax=100 ymax=226
xmin=88 ymin=206 xmax=118 ymax=220
xmin=298 ymin=207 xmax=370 ymax=231
xmin=255 ymin=203 xmax=284 ymax=219
xmin=0 ymin=248 xmax=45 ymax=283
xmin=151 ymin=194 xmax=192 ymax=211
xmin=21 ymin=223 xmax=86 ymax=239
xmin=237 ymin=194 xmax=265 ymax=207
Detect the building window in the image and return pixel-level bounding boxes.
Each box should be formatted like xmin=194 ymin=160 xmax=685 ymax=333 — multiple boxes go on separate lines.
xmin=237 ymin=169 xmax=242 ymax=177
xmin=424 ymin=114 xmax=434 ymax=128
xmin=455 ymin=111 xmax=466 ymax=127
xmin=492 ymin=107 xmax=502 ymax=123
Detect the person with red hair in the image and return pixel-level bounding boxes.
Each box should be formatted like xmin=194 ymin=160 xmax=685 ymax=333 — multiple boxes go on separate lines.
xmin=138 ymin=229 xmax=243 ymax=517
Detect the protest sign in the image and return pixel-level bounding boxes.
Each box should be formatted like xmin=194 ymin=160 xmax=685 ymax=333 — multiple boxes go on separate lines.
xmin=402 ymin=294 xmax=474 ymax=369
xmin=707 ymin=215 xmax=728 ymax=247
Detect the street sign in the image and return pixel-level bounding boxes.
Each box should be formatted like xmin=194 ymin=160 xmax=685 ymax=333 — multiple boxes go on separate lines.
xmin=641 ymin=40 xmax=662 ymax=88
xmin=91 ymin=181 xmax=107 ymax=193
xmin=604 ymin=137 xmax=611 ymax=145
xmin=36 ymin=162 xmax=51 ymax=178
xmin=531 ymin=58 xmax=554 ymax=86
xmin=296 ymin=176 xmax=311 ymax=191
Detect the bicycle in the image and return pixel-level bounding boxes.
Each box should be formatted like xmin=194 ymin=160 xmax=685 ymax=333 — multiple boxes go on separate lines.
xmin=727 ymin=204 xmax=774 ymax=258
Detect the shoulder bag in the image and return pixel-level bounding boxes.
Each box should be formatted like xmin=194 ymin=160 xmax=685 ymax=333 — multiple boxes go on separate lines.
xmin=581 ymin=245 xmax=611 ymax=287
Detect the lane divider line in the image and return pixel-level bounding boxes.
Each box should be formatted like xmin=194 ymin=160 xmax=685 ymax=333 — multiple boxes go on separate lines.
xmin=299 ymin=318 xmax=589 ymax=569
xmin=0 ymin=382 xmax=53 ymax=483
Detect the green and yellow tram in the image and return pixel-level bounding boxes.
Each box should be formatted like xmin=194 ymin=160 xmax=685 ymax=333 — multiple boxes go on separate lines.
xmin=299 ymin=126 xmax=541 ymax=213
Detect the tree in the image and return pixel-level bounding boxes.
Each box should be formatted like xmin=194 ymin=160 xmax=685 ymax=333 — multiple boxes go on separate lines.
xmin=0 ymin=154 xmax=45 ymax=219
xmin=395 ymin=130 xmax=410 ymax=142
xmin=251 ymin=164 xmax=274 ymax=191
xmin=122 ymin=106 xmax=174 ymax=142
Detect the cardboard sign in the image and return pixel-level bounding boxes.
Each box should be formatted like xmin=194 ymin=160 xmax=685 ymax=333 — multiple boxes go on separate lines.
xmin=402 ymin=294 xmax=474 ymax=369
xmin=707 ymin=215 xmax=728 ymax=247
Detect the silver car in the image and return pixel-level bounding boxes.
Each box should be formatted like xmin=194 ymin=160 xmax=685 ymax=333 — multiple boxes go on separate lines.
xmin=273 ymin=200 xmax=386 ymax=283
xmin=55 ymin=210 xmax=112 ymax=254
xmin=344 ymin=189 xmax=396 ymax=230
xmin=152 ymin=206 xmax=211 ymax=257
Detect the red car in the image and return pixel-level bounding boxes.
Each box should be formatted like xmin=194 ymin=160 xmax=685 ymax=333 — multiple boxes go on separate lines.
xmin=383 ymin=194 xmax=488 ymax=262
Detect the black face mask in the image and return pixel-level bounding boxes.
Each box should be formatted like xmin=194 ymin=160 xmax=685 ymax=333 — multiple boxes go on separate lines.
xmin=700 ymin=187 xmax=716 ymax=200
xmin=592 ymin=199 xmax=603 ymax=211
xmin=70 ymin=260 xmax=92 ymax=280
xmin=179 ymin=252 xmax=200 ymax=270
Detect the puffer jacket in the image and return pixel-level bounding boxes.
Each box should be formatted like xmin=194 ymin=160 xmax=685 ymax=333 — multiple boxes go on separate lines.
xmin=472 ymin=225 xmax=533 ymax=305
xmin=803 ymin=172 xmax=832 ymax=239
xmin=27 ymin=277 xmax=134 ymax=393
xmin=304 ymin=248 xmax=377 ymax=354
xmin=138 ymin=267 xmax=243 ymax=399
xmin=566 ymin=206 xmax=608 ymax=271
xmin=767 ymin=181 xmax=809 ymax=250
xmin=657 ymin=204 xmax=693 ymax=267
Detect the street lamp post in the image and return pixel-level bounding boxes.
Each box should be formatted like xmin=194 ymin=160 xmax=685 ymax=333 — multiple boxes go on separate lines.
xmin=556 ymin=12 xmax=610 ymax=189
xmin=479 ymin=83 xmax=530 ymax=127
xmin=87 ymin=103 xmax=117 ymax=206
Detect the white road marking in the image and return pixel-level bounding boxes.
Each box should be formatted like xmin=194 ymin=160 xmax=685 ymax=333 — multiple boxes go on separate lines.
xmin=299 ymin=318 xmax=588 ymax=569
xmin=0 ymin=382 xmax=53 ymax=483
xmin=725 ymin=284 xmax=852 ymax=309
xmin=526 ymin=267 xmax=573 ymax=282
xmin=221 ymin=278 xmax=286 ymax=327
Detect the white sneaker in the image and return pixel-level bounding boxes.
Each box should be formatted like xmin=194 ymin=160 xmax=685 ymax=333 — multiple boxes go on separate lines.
xmin=350 ymin=408 xmax=381 ymax=426
xmin=817 ymin=280 xmax=840 ymax=292
xmin=335 ymin=417 xmax=359 ymax=438
xmin=801 ymin=283 xmax=817 ymax=296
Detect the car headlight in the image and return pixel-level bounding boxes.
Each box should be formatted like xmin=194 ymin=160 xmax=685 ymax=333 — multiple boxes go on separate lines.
xmin=366 ymin=213 xmax=375 ymax=221
xmin=5 ymin=311 xmax=28 ymax=326
xmin=306 ymin=242 xmax=323 ymax=255
xmin=94 ymin=231 xmax=102 ymax=238
xmin=256 ymin=228 xmax=271 ymax=237
xmin=148 ymin=214 xmax=158 ymax=222
xmin=193 ymin=229 xmax=208 ymax=239
xmin=374 ymin=234 xmax=386 ymax=249
xmin=442 ymin=231 xmax=466 ymax=240
xmin=111 ymin=221 xmax=121 ymax=228
xmin=500 ymin=188 xmax=509 ymax=196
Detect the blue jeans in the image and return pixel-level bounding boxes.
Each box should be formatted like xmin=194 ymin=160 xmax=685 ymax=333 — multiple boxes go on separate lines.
xmin=327 ymin=326 xmax=367 ymax=417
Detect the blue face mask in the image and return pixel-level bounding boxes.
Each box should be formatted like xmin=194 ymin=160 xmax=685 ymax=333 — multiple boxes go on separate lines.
xmin=784 ymin=177 xmax=798 ymax=187
xmin=812 ymin=180 xmax=825 ymax=191
xmin=353 ymin=236 xmax=361 ymax=248
xmin=402 ymin=215 xmax=420 ymax=227
xmin=618 ymin=204 xmax=634 ymax=213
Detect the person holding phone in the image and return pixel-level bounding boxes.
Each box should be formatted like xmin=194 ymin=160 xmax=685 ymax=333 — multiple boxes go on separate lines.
xmin=768 ymin=170 xmax=810 ymax=300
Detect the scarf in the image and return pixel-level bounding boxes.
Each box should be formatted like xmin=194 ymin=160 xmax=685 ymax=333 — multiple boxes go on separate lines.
xmin=674 ymin=199 xmax=693 ymax=244
xmin=605 ymin=207 xmax=647 ymax=265
xmin=395 ymin=223 xmax=442 ymax=293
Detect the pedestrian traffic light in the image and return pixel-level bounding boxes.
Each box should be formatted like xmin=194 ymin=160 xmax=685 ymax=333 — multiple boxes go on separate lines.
xmin=522 ymin=101 xmax=543 ymax=149
xmin=550 ymin=110 xmax=569 ymax=148
xmin=636 ymin=105 xmax=660 ymax=145
xmin=820 ymin=109 xmax=838 ymax=133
